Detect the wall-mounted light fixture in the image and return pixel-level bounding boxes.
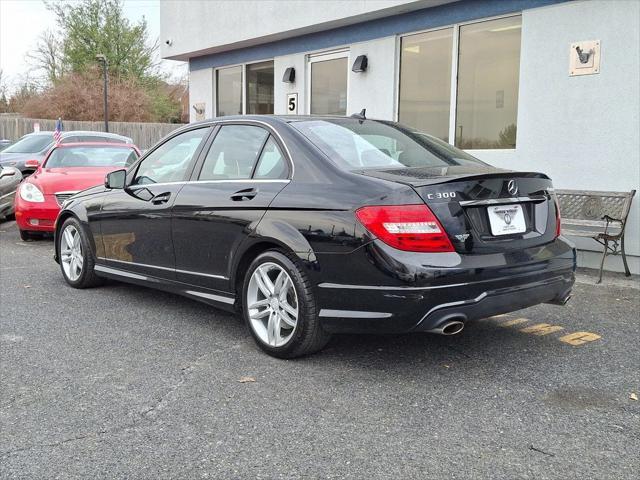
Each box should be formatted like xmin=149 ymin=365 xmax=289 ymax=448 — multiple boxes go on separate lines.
xmin=192 ymin=104 xmax=205 ymax=116
xmin=352 ymin=55 xmax=368 ymax=73
xmin=282 ymin=67 xmax=295 ymax=83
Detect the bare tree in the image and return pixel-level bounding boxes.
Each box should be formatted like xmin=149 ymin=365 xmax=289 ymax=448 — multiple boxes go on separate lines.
xmin=0 ymin=69 xmax=8 ymax=112
xmin=26 ymin=30 xmax=66 ymax=85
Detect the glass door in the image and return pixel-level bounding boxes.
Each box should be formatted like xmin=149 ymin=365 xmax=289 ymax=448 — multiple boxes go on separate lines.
xmin=308 ymin=50 xmax=349 ymax=116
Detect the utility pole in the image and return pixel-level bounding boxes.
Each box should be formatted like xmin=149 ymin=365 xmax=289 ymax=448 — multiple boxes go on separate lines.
xmin=96 ymin=54 xmax=109 ymax=132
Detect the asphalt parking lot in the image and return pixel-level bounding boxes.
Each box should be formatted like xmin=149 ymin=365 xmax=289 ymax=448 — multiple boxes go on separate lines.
xmin=1 ymin=221 xmax=638 ymax=479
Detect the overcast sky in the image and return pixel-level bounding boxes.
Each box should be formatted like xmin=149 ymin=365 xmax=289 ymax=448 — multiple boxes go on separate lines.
xmin=0 ymin=0 xmax=186 ymax=90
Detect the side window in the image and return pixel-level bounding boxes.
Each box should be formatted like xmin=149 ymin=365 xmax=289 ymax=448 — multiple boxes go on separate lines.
xmin=198 ymin=125 xmax=268 ymax=180
xmin=133 ymin=128 xmax=209 ymax=185
xmin=254 ymin=136 xmax=288 ymax=179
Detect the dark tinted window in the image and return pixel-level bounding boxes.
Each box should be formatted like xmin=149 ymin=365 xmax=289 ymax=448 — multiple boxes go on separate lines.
xmin=293 ymin=119 xmax=486 ymax=170
xmin=46 ymin=146 xmax=138 ymax=168
xmin=3 ymin=134 xmax=53 ymax=153
xmin=246 ymin=61 xmax=274 ymax=114
xmin=133 ymin=128 xmax=209 ymax=185
xmin=198 ymin=125 xmax=268 ymax=180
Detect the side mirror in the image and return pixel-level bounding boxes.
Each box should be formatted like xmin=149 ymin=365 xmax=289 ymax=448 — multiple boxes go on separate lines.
xmin=24 ymin=159 xmax=40 ymax=169
xmin=105 ymin=169 xmax=127 ymax=189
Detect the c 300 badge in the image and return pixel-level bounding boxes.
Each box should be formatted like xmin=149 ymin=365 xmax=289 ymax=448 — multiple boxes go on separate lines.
xmin=425 ymin=191 xmax=457 ymax=200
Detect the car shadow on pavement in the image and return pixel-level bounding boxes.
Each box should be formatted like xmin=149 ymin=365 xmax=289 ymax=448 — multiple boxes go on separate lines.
xmin=101 ymin=278 xmax=561 ymax=373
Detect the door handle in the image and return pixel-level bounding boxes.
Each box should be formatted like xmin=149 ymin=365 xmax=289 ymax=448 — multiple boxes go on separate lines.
xmin=231 ymin=188 xmax=257 ymax=201
xmin=151 ymin=192 xmax=171 ymax=204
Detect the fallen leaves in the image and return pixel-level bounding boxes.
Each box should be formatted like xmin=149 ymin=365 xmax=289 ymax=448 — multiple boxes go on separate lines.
xmin=630 ymin=393 xmax=638 ymax=401
xmin=238 ymin=376 xmax=256 ymax=383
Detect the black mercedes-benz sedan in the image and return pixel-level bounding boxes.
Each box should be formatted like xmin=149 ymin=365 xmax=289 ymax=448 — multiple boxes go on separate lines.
xmin=54 ymin=115 xmax=575 ymax=358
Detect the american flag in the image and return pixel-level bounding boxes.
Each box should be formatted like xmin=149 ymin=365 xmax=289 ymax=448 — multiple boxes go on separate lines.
xmin=53 ymin=117 xmax=63 ymax=143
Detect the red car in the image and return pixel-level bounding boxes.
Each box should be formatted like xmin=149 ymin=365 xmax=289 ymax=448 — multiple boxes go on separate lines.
xmin=15 ymin=142 xmax=140 ymax=240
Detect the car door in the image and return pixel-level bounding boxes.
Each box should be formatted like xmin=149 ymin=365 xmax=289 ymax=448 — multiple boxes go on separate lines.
xmin=98 ymin=127 xmax=211 ymax=278
xmin=172 ymin=123 xmax=291 ymax=292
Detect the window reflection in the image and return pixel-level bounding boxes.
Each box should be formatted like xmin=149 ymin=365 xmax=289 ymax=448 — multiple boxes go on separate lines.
xmin=399 ymin=28 xmax=453 ymax=142
xmin=216 ymin=66 xmax=242 ymax=117
xmin=246 ymin=61 xmax=274 ymax=114
xmin=310 ymin=57 xmax=348 ymax=115
xmin=455 ymin=17 xmax=521 ymax=149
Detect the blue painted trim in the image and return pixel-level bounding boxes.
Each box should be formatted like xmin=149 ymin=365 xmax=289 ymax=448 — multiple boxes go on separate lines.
xmin=190 ymin=0 xmax=569 ymax=71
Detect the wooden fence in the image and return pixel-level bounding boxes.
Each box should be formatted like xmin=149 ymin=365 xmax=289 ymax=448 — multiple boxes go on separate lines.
xmin=0 ymin=116 xmax=183 ymax=149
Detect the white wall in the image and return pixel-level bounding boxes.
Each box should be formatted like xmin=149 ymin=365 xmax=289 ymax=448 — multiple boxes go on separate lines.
xmin=347 ymin=37 xmax=398 ymax=120
xmin=274 ymin=53 xmax=308 ymax=115
xmin=188 ymin=68 xmax=214 ymax=121
xmin=161 ymin=0 xmax=451 ymax=60
xmin=478 ymin=0 xmax=640 ymax=273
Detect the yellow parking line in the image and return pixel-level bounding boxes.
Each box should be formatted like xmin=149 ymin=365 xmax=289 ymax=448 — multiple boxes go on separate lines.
xmin=520 ymin=323 xmax=564 ymax=336
xmin=499 ymin=318 xmax=528 ymax=327
xmin=558 ymin=332 xmax=602 ymax=346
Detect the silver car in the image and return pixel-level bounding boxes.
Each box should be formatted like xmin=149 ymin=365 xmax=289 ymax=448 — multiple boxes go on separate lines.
xmin=0 ymin=165 xmax=21 ymax=220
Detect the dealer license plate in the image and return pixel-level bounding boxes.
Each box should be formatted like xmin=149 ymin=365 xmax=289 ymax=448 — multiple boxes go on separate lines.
xmin=487 ymin=204 xmax=526 ymax=236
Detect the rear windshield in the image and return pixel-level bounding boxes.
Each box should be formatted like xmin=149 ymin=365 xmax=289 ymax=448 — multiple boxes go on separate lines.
xmin=45 ymin=146 xmax=138 ymax=168
xmin=2 ymin=134 xmax=53 ymax=154
xmin=292 ymin=119 xmax=486 ymax=170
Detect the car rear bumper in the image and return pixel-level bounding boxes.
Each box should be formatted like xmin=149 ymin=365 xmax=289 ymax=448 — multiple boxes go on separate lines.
xmin=14 ymin=194 xmax=60 ymax=232
xmin=314 ymin=237 xmax=576 ymax=334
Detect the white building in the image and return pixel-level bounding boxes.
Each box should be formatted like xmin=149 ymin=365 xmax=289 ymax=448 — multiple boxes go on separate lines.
xmin=160 ymin=0 xmax=640 ymax=274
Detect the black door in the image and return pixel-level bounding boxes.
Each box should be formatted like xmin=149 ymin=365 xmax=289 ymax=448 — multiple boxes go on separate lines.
xmin=98 ymin=127 xmax=211 ymax=278
xmin=172 ymin=124 xmax=291 ymax=292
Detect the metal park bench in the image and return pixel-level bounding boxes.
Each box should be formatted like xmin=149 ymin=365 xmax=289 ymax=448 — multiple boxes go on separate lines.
xmin=556 ymin=189 xmax=636 ymax=283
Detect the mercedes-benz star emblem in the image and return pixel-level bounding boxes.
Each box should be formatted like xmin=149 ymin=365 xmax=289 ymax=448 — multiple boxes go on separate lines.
xmin=507 ymin=179 xmax=518 ymax=196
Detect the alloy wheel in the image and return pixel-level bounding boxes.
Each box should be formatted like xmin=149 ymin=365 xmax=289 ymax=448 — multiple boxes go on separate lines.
xmin=247 ymin=262 xmax=299 ymax=347
xmin=60 ymin=224 xmax=83 ymax=281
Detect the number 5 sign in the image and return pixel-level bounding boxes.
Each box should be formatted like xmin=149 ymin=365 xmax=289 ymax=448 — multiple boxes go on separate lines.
xmin=287 ymin=93 xmax=298 ymax=114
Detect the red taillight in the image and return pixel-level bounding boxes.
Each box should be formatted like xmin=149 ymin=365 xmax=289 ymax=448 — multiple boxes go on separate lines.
xmin=554 ymin=198 xmax=562 ymax=238
xmin=355 ymin=204 xmax=454 ymax=252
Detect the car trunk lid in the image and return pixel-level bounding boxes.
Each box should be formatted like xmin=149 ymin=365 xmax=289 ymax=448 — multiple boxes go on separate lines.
xmin=358 ymin=166 xmax=558 ymax=254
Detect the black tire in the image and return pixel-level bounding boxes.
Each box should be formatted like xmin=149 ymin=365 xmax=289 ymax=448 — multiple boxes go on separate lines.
xmin=57 ymin=217 xmax=104 ymax=288
xmin=19 ymin=229 xmax=38 ymax=241
xmin=242 ymin=250 xmax=331 ymax=358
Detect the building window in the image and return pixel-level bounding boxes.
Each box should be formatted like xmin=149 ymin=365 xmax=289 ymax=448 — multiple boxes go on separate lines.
xmin=399 ymin=28 xmax=453 ymax=142
xmin=215 ymin=61 xmax=274 ymax=116
xmin=246 ymin=61 xmax=274 ymax=114
xmin=398 ymin=16 xmax=522 ymax=149
xmin=216 ymin=66 xmax=242 ymax=117
xmin=456 ymin=16 xmax=521 ymax=149
xmin=309 ymin=51 xmax=349 ymax=115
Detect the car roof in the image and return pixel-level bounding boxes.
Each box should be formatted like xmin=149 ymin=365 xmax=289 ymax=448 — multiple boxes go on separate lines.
xmin=177 ymin=115 xmax=382 ymax=135
xmin=53 ymin=142 xmax=140 ymax=153
xmin=59 ymin=130 xmax=132 ymax=140
xmin=22 ymin=130 xmax=132 ymax=140
xmin=53 ymin=142 xmax=138 ymax=149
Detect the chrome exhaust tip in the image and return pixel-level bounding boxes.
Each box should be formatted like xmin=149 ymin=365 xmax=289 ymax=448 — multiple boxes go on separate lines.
xmin=427 ymin=319 xmax=465 ymax=336
xmin=547 ymin=293 xmax=572 ymax=306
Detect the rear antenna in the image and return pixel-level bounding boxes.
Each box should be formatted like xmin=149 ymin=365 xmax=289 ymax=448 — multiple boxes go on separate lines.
xmin=350 ymin=108 xmax=366 ymax=121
